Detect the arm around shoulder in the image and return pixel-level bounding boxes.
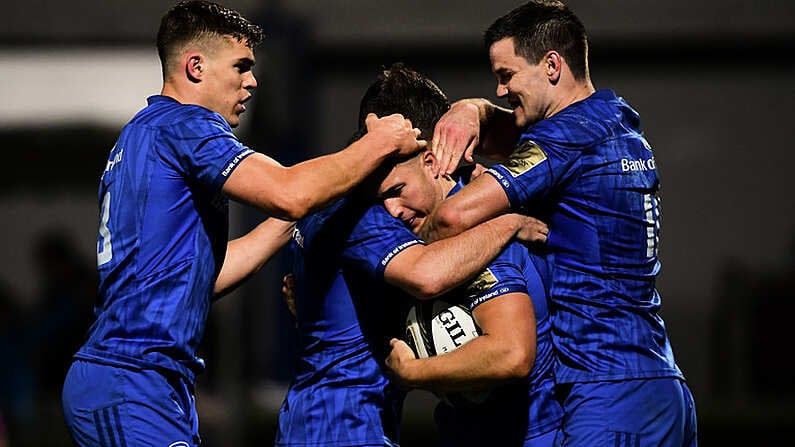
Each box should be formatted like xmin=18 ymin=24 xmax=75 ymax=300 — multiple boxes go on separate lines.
xmin=420 ymin=173 xmax=512 ymax=242
xmin=384 ymin=213 xmax=530 ymax=299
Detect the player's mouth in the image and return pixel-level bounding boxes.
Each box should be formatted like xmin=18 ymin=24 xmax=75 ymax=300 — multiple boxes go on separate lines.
xmin=408 ymin=214 xmax=427 ymax=233
xmin=238 ymin=95 xmax=253 ymax=113
xmin=508 ymin=98 xmax=521 ymax=112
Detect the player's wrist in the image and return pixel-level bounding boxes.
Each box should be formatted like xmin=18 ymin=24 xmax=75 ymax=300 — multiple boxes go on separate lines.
xmin=398 ymin=358 xmax=423 ymax=387
xmin=492 ymin=213 xmax=522 ymax=236
xmin=358 ymin=130 xmax=396 ymax=159
xmin=454 ymin=98 xmax=491 ymax=126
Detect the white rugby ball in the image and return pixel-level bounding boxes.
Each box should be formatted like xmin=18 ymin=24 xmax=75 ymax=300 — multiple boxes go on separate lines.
xmin=404 ymin=300 xmax=490 ymax=405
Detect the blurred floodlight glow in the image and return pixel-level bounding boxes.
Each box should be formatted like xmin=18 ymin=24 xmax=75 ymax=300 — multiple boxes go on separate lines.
xmin=0 ymin=48 xmax=162 ymax=129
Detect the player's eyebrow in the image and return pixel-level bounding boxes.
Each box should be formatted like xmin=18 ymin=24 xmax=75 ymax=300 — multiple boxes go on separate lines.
xmin=235 ymin=57 xmax=255 ymax=68
xmin=493 ymin=66 xmax=512 ymax=77
xmin=377 ymin=184 xmax=403 ymax=200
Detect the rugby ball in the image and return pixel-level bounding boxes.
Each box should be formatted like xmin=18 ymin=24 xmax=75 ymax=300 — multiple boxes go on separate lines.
xmin=404 ymin=300 xmax=490 ymax=405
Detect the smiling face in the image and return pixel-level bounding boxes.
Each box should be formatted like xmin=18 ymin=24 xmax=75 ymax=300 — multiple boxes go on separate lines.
xmin=376 ymin=152 xmax=452 ymax=234
xmin=489 ymin=37 xmax=551 ymax=129
xmin=199 ymin=35 xmax=257 ymax=127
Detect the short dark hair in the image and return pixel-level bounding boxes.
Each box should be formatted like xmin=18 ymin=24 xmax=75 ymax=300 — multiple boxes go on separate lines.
xmin=353 ymin=63 xmax=450 ymax=144
xmin=484 ymin=0 xmax=589 ymax=81
xmin=157 ymin=0 xmax=263 ymax=76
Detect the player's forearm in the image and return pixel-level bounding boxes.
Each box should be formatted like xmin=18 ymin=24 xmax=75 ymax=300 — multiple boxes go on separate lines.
xmin=420 ymin=174 xmax=512 ymax=242
xmin=391 ymin=214 xmax=524 ymax=299
xmin=455 ymin=98 xmax=521 ymax=160
xmin=418 ymin=202 xmax=469 ymax=242
xmin=467 ymin=99 xmax=520 ymax=160
xmin=401 ymin=335 xmax=532 ymax=392
xmin=214 ymin=218 xmax=295 ymax=297
xmin=277 ymin=132 xmax=394 ymax=219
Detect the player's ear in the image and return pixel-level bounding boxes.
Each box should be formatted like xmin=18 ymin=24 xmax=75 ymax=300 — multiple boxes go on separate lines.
xmin=545 ymin=50 xmax=562 ymax=84
xmin=186 ymin=52 xmax=204 ymax=83
xmin=421 ymin=150 xmax=438 ymax=173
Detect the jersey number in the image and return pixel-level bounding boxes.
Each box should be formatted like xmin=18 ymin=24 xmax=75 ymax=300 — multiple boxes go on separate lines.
xmin=644 ymin=193 xmax=660 ymax=259
xmin=97 ymin=191 xmax=113 ymax=266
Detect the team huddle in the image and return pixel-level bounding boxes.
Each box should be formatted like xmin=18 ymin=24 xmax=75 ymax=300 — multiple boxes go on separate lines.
xmin=61 ymin=1 xmax=698 ymax=446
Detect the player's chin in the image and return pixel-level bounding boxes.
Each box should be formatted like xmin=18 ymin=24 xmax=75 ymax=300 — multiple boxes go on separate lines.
xmin=230 ymin=104 xmax=248 ymax=125
xmin=410 ymin=218 xmax=425 ymax=235
xmin=227 ymin=113 xmax=242 ymax=128
xmin=513 ymin=110 xmax=527 ymax=128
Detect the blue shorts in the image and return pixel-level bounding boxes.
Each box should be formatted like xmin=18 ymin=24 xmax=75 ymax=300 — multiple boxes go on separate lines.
xmin=559 ymin=378 xmax=697 ymax=447
xmin=62 ymin=359 xmax=200 ymax=447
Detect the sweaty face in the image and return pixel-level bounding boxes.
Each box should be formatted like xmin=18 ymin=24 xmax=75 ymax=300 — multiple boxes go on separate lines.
xmin=377 ymin=154 xmax=444 ymax=234
xmin=489 ymin=37 xmax=549 ymax=129
xmin=201 ymin=36 xmax=257 ymax=127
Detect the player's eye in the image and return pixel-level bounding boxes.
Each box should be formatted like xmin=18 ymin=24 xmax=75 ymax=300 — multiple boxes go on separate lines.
xmin=495 ymin=69 xmax=513 ymax=85
xmin=380 ymin=184 xmax=403 ymax=199
xmin=235 ymin=62 xmax=253 ymax=73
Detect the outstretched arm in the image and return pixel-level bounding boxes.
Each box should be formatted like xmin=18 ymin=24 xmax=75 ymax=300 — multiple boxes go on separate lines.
xmin=419 ymin=172 xmax=513 ymax=242
xmin=431 ymin=98 xmax=520 ymax=176
xmin=385 ymin=293 xmax=536 ymax=392
xmin=223 ymin=113 xmax=426 ymax=221
xmin=214 ymin=217 xmax=295 ymax=297
xmin=384 ymin=213 xmax=546 ymax=299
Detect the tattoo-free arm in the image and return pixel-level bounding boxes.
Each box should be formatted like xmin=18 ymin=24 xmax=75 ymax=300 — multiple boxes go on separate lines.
xmin=431 ymin=98 xmax=521 ymax=176
xmin=214 ymin=218 xmax=295 ymax=297
xmin=384 ymin=214 xmax=534 ymax=299
xmin=419 ymin=173 xmax=514 ymax=242
xmin=384 ymin=214 xmax=548 ymax=299
xmin=223 ymin=114 xmax=426 ymax=221
xmin=385 ymin=293 xmax=536 ymax=391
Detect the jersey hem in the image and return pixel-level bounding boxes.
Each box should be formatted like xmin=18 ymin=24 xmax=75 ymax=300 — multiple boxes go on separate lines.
xmin=554 ymin=369 xmax=684 ymax=384
xmin=73 ymin=350 xmax=198 ymax=382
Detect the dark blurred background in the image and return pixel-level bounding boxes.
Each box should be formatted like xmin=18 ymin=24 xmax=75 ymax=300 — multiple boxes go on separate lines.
xmin=1 ymin=0 xmax=794 ymax=446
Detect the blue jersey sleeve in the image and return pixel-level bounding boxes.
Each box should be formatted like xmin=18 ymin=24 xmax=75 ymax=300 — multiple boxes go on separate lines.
xmin=165 ymin=114 xmax=254 ymax=193
xmin=343 ymin=205 xmax=424 ymax=279
xmin=484 ymin=90 xmax=682 ymax=383
xmin=462 ymin=243 xmax=530 ymax=311
xmin=485 ymin=116 xmax=586 ymax=209
xmin=79 ymin=98 xmax=252 ymax=381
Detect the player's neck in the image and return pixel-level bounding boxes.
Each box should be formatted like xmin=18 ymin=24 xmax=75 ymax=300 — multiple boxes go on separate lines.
xmin=160 ymin=80 xmax=201 ymax=108
xmin=438 ymin=175 xmax=456 ymax=198
xmin=547 ymin=79 xmax=595 ymax=118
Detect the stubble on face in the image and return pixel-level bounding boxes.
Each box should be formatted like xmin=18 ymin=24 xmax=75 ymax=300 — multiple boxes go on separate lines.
xmin=489 ymin=38 xmax=548 ymax=129
xmin=202 ymin=35 xmax=256 ymax=127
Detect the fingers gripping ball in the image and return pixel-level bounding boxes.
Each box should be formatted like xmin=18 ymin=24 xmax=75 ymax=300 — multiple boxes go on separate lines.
xmin=404 ymin=300 xmax=491 ymax=405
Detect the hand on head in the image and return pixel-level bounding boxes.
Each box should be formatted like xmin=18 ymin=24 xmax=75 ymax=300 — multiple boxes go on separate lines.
xmin=431 ymin=101 xmax=481 ymax=177
xmin=364 ymin=113 xmax=427 ymax=158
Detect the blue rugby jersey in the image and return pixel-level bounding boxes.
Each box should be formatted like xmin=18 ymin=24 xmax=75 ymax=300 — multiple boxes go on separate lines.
xmin=76 ymin=95 xmax=253 ymax=381
xmin=486 ymin=89 xmax=682 ymax=383
xmin=276 ymin=198 xmax=422 ymax=446
xmin=433 ymin=180 xmax=563 ymax=445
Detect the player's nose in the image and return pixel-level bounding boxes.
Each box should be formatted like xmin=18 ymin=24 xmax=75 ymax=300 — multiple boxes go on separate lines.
xmin=244 ymin=72 xmax=257 ymax=90
xmin=384 ymin=199 xmax=403 ymax=219
xmin=496 ymin=83 xmax=508 ymax=98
